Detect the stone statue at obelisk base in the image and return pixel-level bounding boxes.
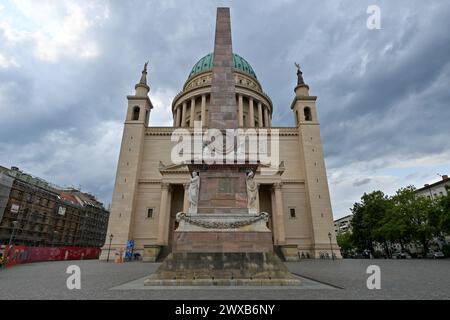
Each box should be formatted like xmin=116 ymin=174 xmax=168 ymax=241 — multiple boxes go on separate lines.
xmin=188 ymin=172 xmax=200 ymax=214
xmin=246 ymin=171 xmax=258 ymax=214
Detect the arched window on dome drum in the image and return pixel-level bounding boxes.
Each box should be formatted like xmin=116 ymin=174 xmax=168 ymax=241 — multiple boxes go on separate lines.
xmin=304 ymin=107 xmax=312 ymax=121
xmin=132 ymin=106 xmax=140 ymax=121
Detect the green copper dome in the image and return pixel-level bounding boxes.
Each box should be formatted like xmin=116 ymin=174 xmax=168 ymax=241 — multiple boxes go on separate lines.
xmin=188 ymin=53 xmax=257 ymax=79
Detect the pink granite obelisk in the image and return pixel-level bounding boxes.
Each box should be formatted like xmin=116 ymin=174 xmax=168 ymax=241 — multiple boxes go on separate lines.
xmin=208 ymin=7 xmax=237 ymax=130
xmin=194 ymin=7 xmax=251 ymax=215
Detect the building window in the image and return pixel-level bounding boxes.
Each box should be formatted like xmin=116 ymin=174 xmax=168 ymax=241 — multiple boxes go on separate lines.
xmin=304 ymin=107 xmax=312 ymax=121
xmin=147 ymin=208 xmax=154 ymax=219
xmin=132 ymin=106 xmax=140 ymax=120
xmin=289 ymin=208 xmax=296 ymax=218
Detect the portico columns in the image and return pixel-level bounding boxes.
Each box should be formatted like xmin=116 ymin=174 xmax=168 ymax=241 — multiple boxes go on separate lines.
xmin=257 ymin=101 xmax=263 ymax=128
xmin=201 ymin=94 xmax=206 ymax=127
xmin=190 ymin=98 xmax=196 ymax=127
xmin=181 ymin=102 xmax=187 ymax=127
xmin=249 ymin=97 xmax=255 ymax=127
xmin=274 ymin=183 xmax=286 ymax=244
xmin=175 ymin=106 xmax=181 ymax=127
xmin=264 ymin=106 xmax=270 ymax=127
xmin=157 ymin=183 xmax=170 ymax=245
xmin=238 ymin=94 xmax=244 ymax=127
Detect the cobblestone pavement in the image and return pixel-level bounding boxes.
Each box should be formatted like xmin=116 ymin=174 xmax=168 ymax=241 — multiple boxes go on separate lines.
xmin=0 ymin=259 xmax=449 ymax=300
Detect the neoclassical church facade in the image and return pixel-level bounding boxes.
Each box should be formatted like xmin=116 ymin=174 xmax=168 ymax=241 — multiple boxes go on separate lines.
xmin=100 ymin=13 xmax=339 ymax=261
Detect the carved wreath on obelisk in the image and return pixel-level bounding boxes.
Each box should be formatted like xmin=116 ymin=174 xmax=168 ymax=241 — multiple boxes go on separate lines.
xmin=188 ymin=171 xmax=200 ymax=214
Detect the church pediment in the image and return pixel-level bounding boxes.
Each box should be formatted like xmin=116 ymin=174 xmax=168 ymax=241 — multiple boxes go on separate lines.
xmin=158 ymin=161 xmax=190 ymax=174
xmin=257 ymin=161 xmax=285 ymax=176
xmin=158 ymin=161 xmax=284 ymax=176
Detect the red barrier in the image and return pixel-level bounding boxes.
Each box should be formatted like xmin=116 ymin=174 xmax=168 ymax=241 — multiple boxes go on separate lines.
xmin=0 ymin=245 xmax=101 ymax=269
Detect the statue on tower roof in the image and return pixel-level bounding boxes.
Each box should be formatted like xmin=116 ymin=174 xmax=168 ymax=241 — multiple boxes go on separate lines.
xmin=295 ymin=62 xmax=305 ymax=86
xmin=139 ymin=61 xmax=149 ymax=85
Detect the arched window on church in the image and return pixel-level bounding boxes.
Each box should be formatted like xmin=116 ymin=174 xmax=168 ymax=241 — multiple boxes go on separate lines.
xmin=295 ymin=110 xmax=300 ymax=125
xmin=132 ymin=106 xmax=140 ymax=121
xmin=304 ymin=107 xmax=312 ymax=121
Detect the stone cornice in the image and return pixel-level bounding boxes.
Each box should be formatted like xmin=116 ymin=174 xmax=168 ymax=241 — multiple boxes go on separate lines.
xmin=281 ymin=179 xmax=306 ymax=184
xmin=137 ymin=179 xmax=162 ymax=184
xmin=138 ymin=178 xmax=305 ymax=185
xmin=127 ymin=95 xmax=153 ymax=108
xmin=145 ymin=127 xmax=176 ymax=136
xmin=144 ymin=126 xmax=299 ymax=136
xmin=290 ymin=95 xmax=317 ymax=110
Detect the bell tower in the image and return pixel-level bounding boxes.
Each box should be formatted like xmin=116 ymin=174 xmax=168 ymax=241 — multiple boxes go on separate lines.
xmin=291 ymin=65 xmax=340 ymax=258
xmin=100 ymin=63 xmax=153 ymax=259
xmin=126 ymin=62 xmax=152 ymax=125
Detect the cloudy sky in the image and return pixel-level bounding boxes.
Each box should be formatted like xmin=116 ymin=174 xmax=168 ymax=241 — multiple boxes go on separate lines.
xmin=1 ymin=0 xmax=449 ymax=218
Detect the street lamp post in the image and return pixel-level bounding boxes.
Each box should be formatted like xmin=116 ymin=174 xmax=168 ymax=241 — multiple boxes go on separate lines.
xmin=6 ymin=221 xmax=19 ymax=265
xmin=106 ymin=234 xmax=114 ymax=263
xmin=8 ymin=221 xmax=19 ymax=248
xmin=328 ymin=232 xmax=334 ymax=261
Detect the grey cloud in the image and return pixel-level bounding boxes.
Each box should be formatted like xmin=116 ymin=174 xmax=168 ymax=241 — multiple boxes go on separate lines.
xmin=1 ymin=0 xmax=449 ymax=209
xmin=353 ymin=178 xmax=371 ymax=187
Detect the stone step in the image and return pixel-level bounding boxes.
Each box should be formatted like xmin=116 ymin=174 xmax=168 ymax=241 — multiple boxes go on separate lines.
xmin=144 ymin=252 xmax=301 ymax=286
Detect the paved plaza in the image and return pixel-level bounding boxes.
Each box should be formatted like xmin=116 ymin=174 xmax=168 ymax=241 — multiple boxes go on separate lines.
xmin=0 ymin=259 xmax=449 ymax=300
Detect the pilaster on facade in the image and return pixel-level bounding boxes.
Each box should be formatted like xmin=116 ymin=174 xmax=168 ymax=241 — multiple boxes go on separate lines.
xmin=273 ymin=182 xmax=286 ymax=245
xmin=157 ymin=183 xmax=171 ymax=245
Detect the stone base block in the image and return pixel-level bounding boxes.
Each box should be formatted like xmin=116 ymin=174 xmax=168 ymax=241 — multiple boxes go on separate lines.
xmin=173 ymin=231 xmax=273 ymax=253
xmin=144 ymin=252 xmax=301 ymax=286
xmin=280 ymin=245 xmax=300 ymax=262
xmin=142 ymin=245 xmax=161 ymax=262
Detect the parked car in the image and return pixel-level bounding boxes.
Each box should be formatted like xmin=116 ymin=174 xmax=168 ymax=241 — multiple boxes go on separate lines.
xmin=426 ymin=251 xmax=445 ymax=259
xmin=392 ymin=251 xmax=412 ymax=259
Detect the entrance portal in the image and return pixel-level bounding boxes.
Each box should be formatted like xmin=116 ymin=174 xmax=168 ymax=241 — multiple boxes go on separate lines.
xmin=166 ymin=185 xmax=184 ymax=256
xmin=259 ymin=184 xmax=274 ymax=242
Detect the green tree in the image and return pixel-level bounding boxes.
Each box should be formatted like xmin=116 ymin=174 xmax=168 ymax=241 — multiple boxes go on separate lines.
xmin=390 ymin=186 xmax=439 ymax=255
xmin=376 ymin=205 xmax=409 ymax=254
xmin=336 ymin=232 xmax=353 ymax=257
xmin=350 ymin=191 xmax=391 ymax=256
xmin=437 ymin=186 xmax=450 ymax=235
